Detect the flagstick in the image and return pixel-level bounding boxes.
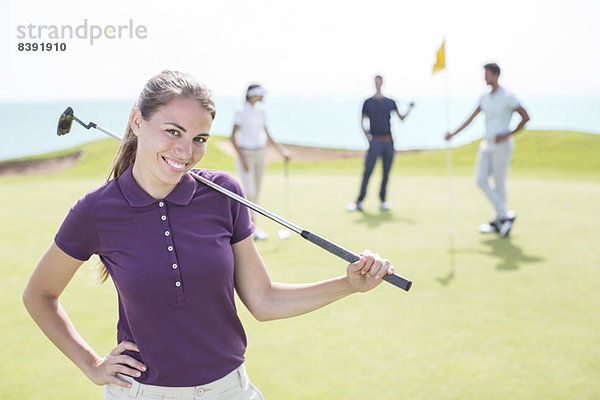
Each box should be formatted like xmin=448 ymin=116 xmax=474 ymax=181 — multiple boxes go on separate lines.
xmin=443 ymin=41 xmax=457 ymax=281
xmin=445 ymin=65 xmax=454 ymax=238
xmin=432 ymin=38 xmax=456 ymax=283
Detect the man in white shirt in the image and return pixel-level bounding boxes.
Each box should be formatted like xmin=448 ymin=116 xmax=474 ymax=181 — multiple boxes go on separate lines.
xmin=445 ymin=63 xmax=530 ymax=237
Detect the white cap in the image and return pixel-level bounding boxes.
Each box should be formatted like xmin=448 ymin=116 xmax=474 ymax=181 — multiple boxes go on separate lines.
xmin=247 ymin=86 xmax=265 ymax=97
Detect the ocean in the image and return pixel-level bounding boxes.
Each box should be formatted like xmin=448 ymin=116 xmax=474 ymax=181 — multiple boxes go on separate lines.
xmin=1 ymin=94 xmax=599 ymax=161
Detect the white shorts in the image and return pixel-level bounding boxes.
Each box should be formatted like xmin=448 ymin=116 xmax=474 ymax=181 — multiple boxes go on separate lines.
xmin=104 ymin=364 xmax=264 ymax=400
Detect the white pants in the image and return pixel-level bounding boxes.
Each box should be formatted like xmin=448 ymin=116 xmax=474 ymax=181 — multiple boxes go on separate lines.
xmin=236 ymin=148 xmax=266 ymax=221
xmin=474 ymin=138 xmax=514 ymax=220
xmin=104 ymin=364 xmax=263 ymax=400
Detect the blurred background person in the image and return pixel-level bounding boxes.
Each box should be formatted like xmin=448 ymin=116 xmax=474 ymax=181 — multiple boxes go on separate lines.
xmin=231 ymin=84 xmax=290 ymax=240
xmin=445 ymin=63 xmax=530 ymax=237
xmin=347 ymin=75 xmax=414 ymax=212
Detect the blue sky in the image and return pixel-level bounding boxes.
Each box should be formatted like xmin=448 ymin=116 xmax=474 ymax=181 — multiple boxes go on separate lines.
xmin=2 ymin=0 xmax=599 ymax=101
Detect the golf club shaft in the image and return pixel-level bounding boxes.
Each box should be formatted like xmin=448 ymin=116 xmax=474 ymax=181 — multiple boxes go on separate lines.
xmin=71 ymin=115 xmax=125 ymax=142
xmin=188 ymin=170 xmax=302 ymax=234
xmin=96 ymin=124 xmax=125 ymax=141
xmin=65 ymin=117 xmax=412 ymax=291
xmin=192 ymin=171 xmax=411 ymax=290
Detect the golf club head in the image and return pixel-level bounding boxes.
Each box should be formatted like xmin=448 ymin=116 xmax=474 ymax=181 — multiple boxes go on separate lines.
xmin=57 ymin=107 xmax=75 ymax=136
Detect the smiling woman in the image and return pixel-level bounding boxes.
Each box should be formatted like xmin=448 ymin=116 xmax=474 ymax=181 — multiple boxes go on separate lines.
xmin=22 ymin=70 xmax=396 ymax=400
xmin=108 ymin=71 xmax=216 ymax=180
xmin=129 ymin=97 xmax=212 ymax=199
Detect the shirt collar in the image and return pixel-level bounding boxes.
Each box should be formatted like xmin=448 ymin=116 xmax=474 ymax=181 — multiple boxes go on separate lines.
xmin=490 ymin=86 xmax=504 ymax=96
xmin=117 ymin=164 xmax=197 ymax=207
xmin=243 ymin=101 xmax=258 ymax=111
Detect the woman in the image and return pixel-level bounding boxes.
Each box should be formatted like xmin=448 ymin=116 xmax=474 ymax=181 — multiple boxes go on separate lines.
xmin=230 ymin=84 xmax=290 ymax=240
xmin=23 ymin=71 xmax=394 ymax=400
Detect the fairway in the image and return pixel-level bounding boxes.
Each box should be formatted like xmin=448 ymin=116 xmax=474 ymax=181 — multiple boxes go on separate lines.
xmin=1 ymin=132 xmax=599 ymax=399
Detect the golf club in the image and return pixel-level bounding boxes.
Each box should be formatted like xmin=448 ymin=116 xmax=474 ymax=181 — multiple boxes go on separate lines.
xmin=277 ymin=158 xmax=291 ymax=240
xmin=57 ymin=107 xmax=412 ymax=291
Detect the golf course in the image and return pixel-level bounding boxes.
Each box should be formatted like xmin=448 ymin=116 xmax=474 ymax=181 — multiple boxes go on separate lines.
xmin=1 ymin=129 xmax=599 ymax=399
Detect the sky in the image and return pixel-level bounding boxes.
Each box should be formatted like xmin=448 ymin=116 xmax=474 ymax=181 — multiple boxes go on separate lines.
xmin=1 ymin=0 xmax=599 ymax=101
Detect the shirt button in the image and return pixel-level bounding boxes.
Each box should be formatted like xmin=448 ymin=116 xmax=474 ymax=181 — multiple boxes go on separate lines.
xmin=165 ymin=231 xmax=170 ymax=236
xmin=172 ymin=264 xmax=178 ymax=269
xmin=161 ymin=215 xmax=167 ymax=221
xmin=168 ymin=246 xmax=173 ymax=251
xmin=175 ymin=281 xmax=181 ymax=287
xmin=159 ymin=201 xmax=164 ymax=207
xmin=196 ymin=387 xmax=205 ymax=396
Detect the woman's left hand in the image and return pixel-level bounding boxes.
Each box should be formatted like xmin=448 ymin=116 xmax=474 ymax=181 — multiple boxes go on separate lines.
xmin=347 ymin=250 xmax=394 ymax=292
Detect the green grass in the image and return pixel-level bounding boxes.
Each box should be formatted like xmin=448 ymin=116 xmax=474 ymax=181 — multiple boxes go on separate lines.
xmin=265 ymin=130 xmax=600 ymax=181
xmin=1 ymin=130 xmax=599 ymax=399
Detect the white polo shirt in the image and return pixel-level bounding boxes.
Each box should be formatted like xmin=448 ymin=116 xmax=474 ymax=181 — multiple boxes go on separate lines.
xmin=479 ymin=87 xmax=520 ymax=139
xmin=233 ymin=102 xmax=268 ymax=149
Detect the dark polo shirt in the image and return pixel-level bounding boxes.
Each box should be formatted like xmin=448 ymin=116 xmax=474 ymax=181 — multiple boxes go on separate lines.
xmin=55 ymin=165 xmax=254 ymax=386
xmin=362 ymin=96 xmax=398 ymax=136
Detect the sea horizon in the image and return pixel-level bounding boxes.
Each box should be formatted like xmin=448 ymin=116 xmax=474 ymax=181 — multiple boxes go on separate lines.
xmin=1 ymin=94 xmax=599 ymax=161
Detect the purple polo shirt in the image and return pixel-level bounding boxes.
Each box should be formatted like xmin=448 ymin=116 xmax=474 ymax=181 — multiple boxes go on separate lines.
xmin=54 ymin=165 xmax=254 ymax=386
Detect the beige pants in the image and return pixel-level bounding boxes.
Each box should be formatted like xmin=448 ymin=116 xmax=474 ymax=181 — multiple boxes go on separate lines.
xmin=104 ymin=364 xmax=264 ymax=400
xmin=235 ymin=148 xmax=267 ymax=221
xmin=474 ymin=137 xmax=514 ymax=220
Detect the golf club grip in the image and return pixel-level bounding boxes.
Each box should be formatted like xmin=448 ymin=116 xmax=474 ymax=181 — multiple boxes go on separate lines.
xmin=300 ymin=230 xmax=412 ymax=291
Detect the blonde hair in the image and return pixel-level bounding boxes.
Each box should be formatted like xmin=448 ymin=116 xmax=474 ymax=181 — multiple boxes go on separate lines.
xmin=108 ymin=70 xmax=216 ymax=179
xmin=97 ymin=71 xmax=216 ymax=282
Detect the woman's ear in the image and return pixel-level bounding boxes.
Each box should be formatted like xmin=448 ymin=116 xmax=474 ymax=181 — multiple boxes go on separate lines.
xmin=129 ymin=108 xmax=143 ymax=137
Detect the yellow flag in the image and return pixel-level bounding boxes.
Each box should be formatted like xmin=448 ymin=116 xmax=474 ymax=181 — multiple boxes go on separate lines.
xmin=433 ymin=41 xmax=445 ymax=74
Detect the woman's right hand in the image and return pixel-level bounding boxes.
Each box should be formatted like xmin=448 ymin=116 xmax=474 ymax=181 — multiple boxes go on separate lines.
xmin=86 ymin=341 xmax=147 ymax=388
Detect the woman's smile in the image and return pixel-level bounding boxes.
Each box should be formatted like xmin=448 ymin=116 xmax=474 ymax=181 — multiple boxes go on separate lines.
xmin=162 ymin=156 xmax=188 ymax=172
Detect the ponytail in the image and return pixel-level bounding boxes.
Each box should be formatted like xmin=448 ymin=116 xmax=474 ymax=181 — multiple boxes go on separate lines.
xmin=108 ymin=122 xmax=138 ymax=180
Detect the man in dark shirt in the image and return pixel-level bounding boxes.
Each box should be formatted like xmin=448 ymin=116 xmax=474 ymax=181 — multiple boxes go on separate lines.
xmin=347 ymin=75 xmax=414 ymax=211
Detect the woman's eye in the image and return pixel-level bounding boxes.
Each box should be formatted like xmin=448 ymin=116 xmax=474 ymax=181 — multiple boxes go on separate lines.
xmin=166 ymin=129 xmax=179 ymax=136
xmin=194 ymin=136 xmax=208 ymax=143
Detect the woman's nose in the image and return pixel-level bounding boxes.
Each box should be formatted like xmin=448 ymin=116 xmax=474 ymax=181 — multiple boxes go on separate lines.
xmin=174 ymin=140 xmax=193 ymax=158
